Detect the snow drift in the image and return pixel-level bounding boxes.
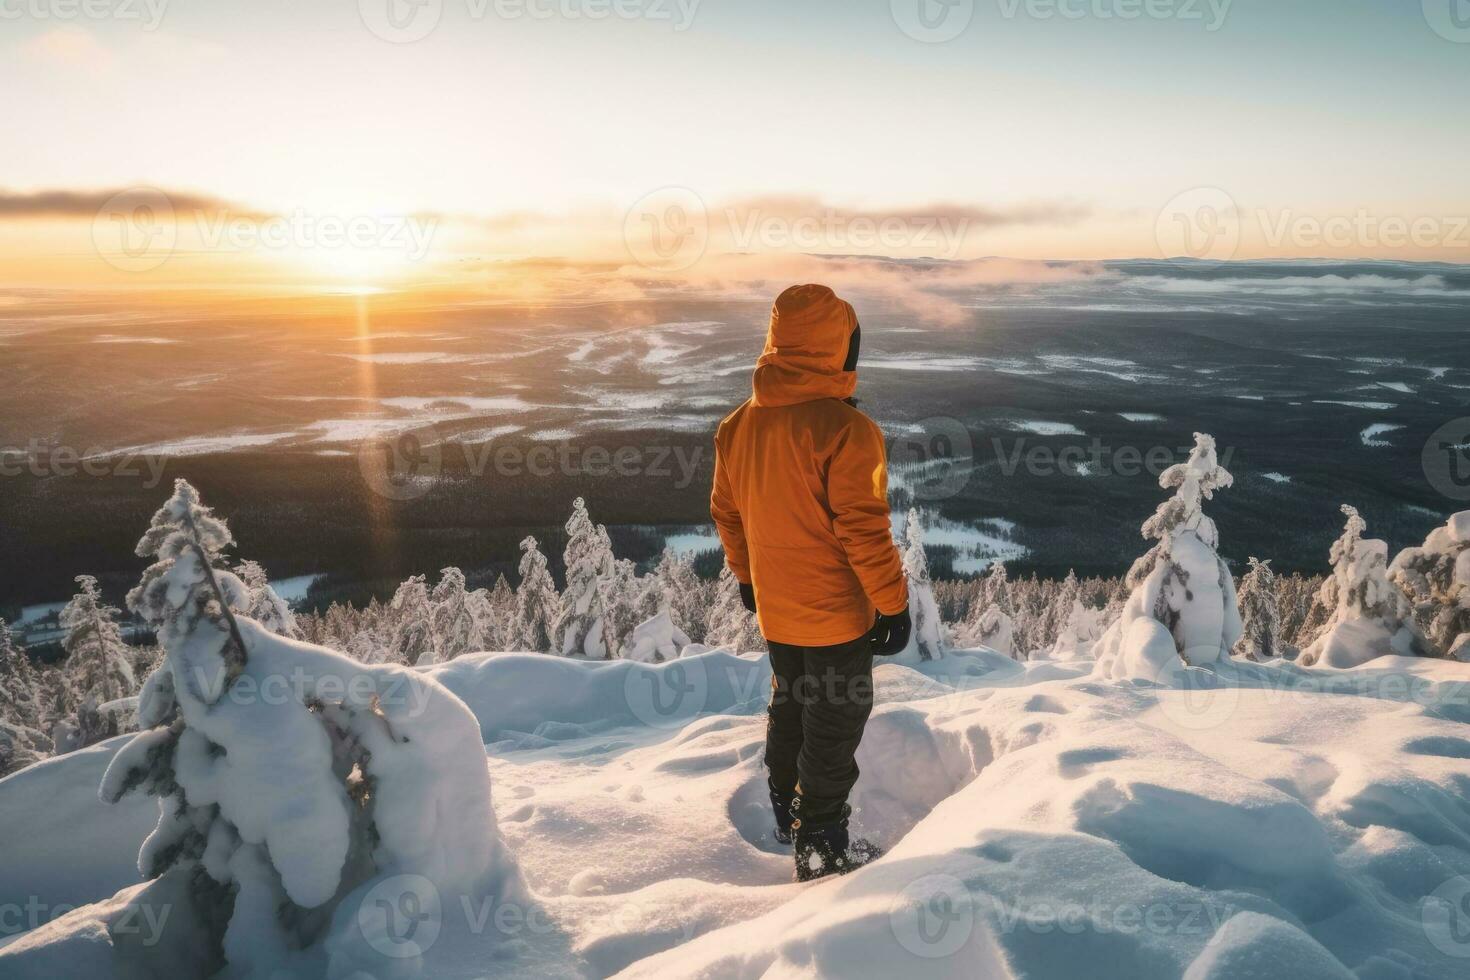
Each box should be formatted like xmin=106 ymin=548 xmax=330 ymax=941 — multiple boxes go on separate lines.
xmin=5 ymin=646 xmax=1470 ymax=979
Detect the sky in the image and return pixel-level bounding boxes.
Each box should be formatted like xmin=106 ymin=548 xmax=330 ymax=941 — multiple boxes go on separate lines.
xmin=3 ymin=0 xmax=1468 ymax=292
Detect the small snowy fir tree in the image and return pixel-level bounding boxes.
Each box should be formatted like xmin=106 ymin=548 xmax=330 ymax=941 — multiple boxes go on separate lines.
xmin=100 ymin=480 xmax=511 ymax=977
xmin=427 ymin=566 xmax=478 ymax=664
xmin=622 ymin=610 xmax=692 ymax=663
xmin=389 ymin=574 xmax=435 ymax=665
xmin=1232 ymin=557 xmax=1283 ymax=661
xmin=1049 ymin=597 xmax=1103 ymax=660
xmin=484 ymin=573 xmax=517 ymax=651
xmin=1388 ymin=511 xmax=1470 ymax=661
xmin=637 ymin=549 xmax=705 ymax=640
xmin=975 ymin=605 xmax=1017 ymax=658
xmin=234 ymin=560 xmax=299 ymax=638
xmin=901 ymin=509 xmax=946 ymax=661
xmin=0 ymin=621 xmax=51 ymax=776
xmin=60 ymin=574 xmax=137 ymax=705
xmin=0 ymin=621 xmax=44 ymax=732
xmin=554 ymin=498 xmax=616 ymax=658
xmin=706 ymin=565 xmax=765 ymax=653
xmin=665 ymin=551 xmax=709 ymax=643
xmin=1042 ymin=570 xmax=1081 ymax=648
xmin=36 ymin=663 xmax=82 ymax=754
xmin=963 ymin=563 xmax=1016 ymax=658
xmin=60 ymin=574 xmax=138 ymax=746
xmin=598 ymin=557 xmax=644 ymax=658
xmin=1300 ymin=505 xmax=1425 ymax=667
xmin=1093 ymin=433 xmax=1243 ymax=679
xmin=345 ymin=624 xmax=391 ymax=664
xmin=512 ymin=536 xmax=559 ymax=652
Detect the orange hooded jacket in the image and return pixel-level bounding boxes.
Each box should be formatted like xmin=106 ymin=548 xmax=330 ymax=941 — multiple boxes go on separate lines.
xmin=711 ymin=285 xmax=908 ymax=647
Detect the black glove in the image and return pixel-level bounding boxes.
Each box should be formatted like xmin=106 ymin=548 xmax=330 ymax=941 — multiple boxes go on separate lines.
xmin=739 ymin=582 xmax=757 ymax=614
xmin=869 ymin=606 xmax=912 ymax=657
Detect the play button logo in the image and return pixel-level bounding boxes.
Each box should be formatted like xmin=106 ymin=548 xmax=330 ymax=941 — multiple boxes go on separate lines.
xmin=891 ymin=0 xmax=974 ymax=43
xmin=360 ymin=0 xmax=443 ymax=43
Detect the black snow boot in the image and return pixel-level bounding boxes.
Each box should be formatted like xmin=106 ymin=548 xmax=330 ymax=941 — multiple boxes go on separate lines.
xmin=791 ymin=805 xmax=882 ymax=882
xmin=771 ymin=788 xmax=796 ymax=846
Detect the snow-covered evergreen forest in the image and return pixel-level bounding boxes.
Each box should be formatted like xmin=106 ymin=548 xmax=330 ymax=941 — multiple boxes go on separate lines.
xmin=5 ymin=435 xmax=1464 ymax=781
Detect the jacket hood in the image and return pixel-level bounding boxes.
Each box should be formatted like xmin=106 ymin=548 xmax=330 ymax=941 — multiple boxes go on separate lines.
xmin=751 ymin=284 xmax=859 ymax=407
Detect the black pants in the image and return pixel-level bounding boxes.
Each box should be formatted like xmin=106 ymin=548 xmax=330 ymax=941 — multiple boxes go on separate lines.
xmin=765 ymin=635 xmax=875 ymax=827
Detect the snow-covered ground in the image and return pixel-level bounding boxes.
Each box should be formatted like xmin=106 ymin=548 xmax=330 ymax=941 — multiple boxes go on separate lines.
xmin=3 ymin=647 xmax=1469 ymax=978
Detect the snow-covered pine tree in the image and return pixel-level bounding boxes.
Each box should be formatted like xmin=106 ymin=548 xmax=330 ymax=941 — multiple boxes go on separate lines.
xmin=1277 ymin=573 xmax=1321 ymax=650
xmin=60 ymin=574 xmax=136 ymax=706
xmin=1093 ymin=432 xmax=1244 ymax=679
xmin=706 ymin=564 xmax=765 ymax=653
xmin=1300 ymin=505 xmax=1425 ymax=667
xmin=427 ymin=566 xmax=478 ymax=663
xmin=975 ymin=603 xmax=1016 ymax=658
xmin=1294 ymin=583 xmax=1334 ymax=650
xmin=638 ymin=548 xmax=707 ymax=642
xmin=1011 ymin=575 xmax=1049 ymax=657
xmin=669 ymin=552 xmax=709 ymax=644
xmin=1045 ymin=571 xmax=1081 ymax=643
xmin=485 ymin=573 xmax=516 ymax=651
xmin=59 ymin=574 xmax=139 ymax=747
xmin=583 ymin=524 xmax=620 ymax=659
xmin=1099 ymin=576 xmax=1129 ymax=634
xmin=1 ymin=620 xmax=43 ymax=729
xmin=599 ymin=557 xmax=644 ymax=659
xmin=554 ymin=498 xmax=616 ymax=658
xmin=234 ymin=560 xmax=300 ymax=638
xmin=35 ymin=664 xmax=81 ymax=754
xmin=100 ymin=479 xmax=509 ymax=976
xmin=632 ymin=568 xmax=665 ymax=625
xmin=1049 ymin=597 xmax=1103 ymax=660
xmin=512 ymin=535 xmax=559 ymax=652
xmin=642 ymin=548 xmax=676 ymax=607
xmin=1388 ymin=511 xmax=1470 ymax=661
xmin=960 ymin=563 xmax=1016 ymax=657
xmin=932 ymin=578 xmax=973 ymax=624
xmin=0 ymin=621 xmax=51 ymax=776
xmin=323 ymin=602 xmax=355 ymax=650
xmin=389 ymin=574 xmax=435 ymax=665
xmin=345 ymin=625 xmax=391 ymax=664
xmin=1232 ymin=557 xmax=1283 ymax=661
xmin=901 ymin=509 xmax=946 ymax=660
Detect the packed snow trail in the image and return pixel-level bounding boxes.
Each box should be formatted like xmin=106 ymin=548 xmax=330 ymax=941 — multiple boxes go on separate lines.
xmin=3 ymin=648 xmax=1469 ymax=978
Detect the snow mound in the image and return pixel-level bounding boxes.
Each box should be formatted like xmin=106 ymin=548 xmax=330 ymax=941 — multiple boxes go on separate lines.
xmin=1182 ymin=912 xmax=1354 ymax=980
xmin=427 ymin=647 xmax=771 ymax=740
xmin=621 ymin=610 xmax=691 ymax=664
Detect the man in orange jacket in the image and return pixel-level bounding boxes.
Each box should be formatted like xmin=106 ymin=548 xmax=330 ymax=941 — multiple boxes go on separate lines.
xmin=711 ymin=284 xmax=911 ymax=882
